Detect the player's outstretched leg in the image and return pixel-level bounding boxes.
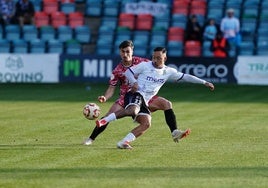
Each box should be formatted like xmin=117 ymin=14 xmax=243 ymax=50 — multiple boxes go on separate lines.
xmin=172 ymin=128 xmax=191 ymax=143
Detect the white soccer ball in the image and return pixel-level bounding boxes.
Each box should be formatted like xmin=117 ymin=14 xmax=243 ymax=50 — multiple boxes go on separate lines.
xmin=83 ymin=103 xmax=101 ymax=120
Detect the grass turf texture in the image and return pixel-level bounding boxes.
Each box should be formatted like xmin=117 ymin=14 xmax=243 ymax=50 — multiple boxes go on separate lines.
xmin=0 ymin=83 xmax=267 ymax=188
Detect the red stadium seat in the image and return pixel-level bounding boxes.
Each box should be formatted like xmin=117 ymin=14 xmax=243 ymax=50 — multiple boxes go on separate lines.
xmin=168 ymin=27 xmax=184 ymax=41
xmin=34 ymin=11 xmax=49 ymax=28
xmin=184 ymin=40 xmax=201 ymax=57
xmin=43 ymin=0 xmax=59 ymax=14
xmin=51 ymin=12 xmax=67 ymax=28
xmin=118 ymin=13 xmax=135 ymax=30
xmin=172 ymin=0 xmax=189 ymax=15
xmin=136 ymin=14 xmax=153 ymax=30
xmin=68 ymin=12 xmax=84 ymax=28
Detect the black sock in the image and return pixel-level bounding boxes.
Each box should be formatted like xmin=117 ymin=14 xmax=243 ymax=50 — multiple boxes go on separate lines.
xmin=89 ymin=123 xmax=108 ymax=140
xmin=164 ymin=109 xmax=178 ymax=133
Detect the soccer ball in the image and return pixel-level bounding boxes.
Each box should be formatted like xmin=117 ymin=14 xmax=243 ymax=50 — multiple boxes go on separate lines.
xmin=83 ymin=103 xmax=101 ymax=120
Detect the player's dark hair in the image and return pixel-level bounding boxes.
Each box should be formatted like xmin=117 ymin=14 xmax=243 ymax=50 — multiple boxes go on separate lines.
xmin=119 ymin=40 xmax=134 ymax=49
xmin=154 ymin=47 xmax=167 ymax=54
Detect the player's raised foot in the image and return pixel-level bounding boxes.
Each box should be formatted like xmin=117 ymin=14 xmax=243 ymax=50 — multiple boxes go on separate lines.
xmin=96 ymin=119 xmax=107 ymax=127
xmin=83 ymin=138 xmax=94 ymax=145
xmin=117 ymin=141 xmax=133 ymax=149
xmin=172 ymin=129 xmax=191 ymax=143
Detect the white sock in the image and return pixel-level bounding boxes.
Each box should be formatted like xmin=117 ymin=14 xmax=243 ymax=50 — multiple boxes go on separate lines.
xmin=104 ymin=113 xmax=117 ymax=123
xmin=122 ymin=133 xmax=136 ymax=143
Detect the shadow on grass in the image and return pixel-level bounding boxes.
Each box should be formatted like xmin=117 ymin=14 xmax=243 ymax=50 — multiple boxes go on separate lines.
xmin=0 ymin=167 xmax=267 ymax=179
xmin=0 ymin=83 xmax=268 ymax=103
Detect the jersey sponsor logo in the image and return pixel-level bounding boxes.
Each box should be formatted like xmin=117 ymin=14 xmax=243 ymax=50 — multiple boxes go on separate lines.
xmin=146 ymin=76 xmax=165 ymax=83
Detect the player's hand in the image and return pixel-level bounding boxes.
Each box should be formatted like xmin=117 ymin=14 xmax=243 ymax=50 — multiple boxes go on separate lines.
xmin=205 ymin=82 xmax=215 ymax=91
xmin=98 ymin=96 xmax=106 ymax=103
xmin=130 ymin=82 xmax=138 ymax=93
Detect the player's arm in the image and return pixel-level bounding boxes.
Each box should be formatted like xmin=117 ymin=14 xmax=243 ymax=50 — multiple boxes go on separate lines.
xmin=179 ymin=73 xmax=215 ymax=91
xmin=98 ymin=85 xmax=116 ymax=102
xmin=125 ymin=68 xmax=138 ymax=92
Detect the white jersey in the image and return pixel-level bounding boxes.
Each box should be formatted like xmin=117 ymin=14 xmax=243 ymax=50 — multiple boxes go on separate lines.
xmin=127 ymin=61 xmax=184 ymax=104
xmin=126 ymin=61 xmax=206 ymax=105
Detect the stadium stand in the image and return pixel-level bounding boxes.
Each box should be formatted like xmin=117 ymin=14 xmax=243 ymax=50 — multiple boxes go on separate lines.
xmin=0 ymin=0 xmax=267 ymax=56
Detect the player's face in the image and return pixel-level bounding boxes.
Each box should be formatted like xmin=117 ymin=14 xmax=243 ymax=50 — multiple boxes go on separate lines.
xmin=120 ymin=47 xmax=133 ymax=64
xmin=152 ymin=51 xmax=167 ymax=68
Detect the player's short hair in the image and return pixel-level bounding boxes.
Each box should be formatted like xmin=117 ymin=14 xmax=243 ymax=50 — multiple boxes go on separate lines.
xmin=153 ymin=47 xmax=167 ymax=54
xmin=119 ymin=40 xmax=134 ymax=49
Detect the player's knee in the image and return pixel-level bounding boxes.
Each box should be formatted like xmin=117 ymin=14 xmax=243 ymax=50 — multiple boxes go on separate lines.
xmin=163 ymin=100 xmax=172 ymax=110
xmin=125 ymin=105 xmax=139 ymax=116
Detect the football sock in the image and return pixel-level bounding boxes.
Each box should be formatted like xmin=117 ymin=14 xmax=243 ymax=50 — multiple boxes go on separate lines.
xmin=164 ymin=109 xmax=178 ymax=133
xmin=104 ymin=113 xmax=117 ymax=123
xmin=122 ymin=132 xmax=136 ymax=143
xmin=89 ymin=123 xmax=108 ymax=140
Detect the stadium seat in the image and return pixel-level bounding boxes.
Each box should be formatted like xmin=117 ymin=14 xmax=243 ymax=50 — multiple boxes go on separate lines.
xmin=256 ymin=41 xmax=268 ymax=55
xmin=40 ymin=26 xmax=56 ymax=41
xmin=238 ymin=41 xmax=255 ymax=55
xmin=136 ymin=14 xmax=153 ymax=30
xmin=66 ymin=40 xmax=81 ymax=54
xmin=43 ymin=0 xmax=59 ymax=14
xmin=29 ymin=39 xmax=46 ymax=53
xmin=34 ymin=11 xmax=50 ymax=28
xmin=57 ymin=25 xmax=73 ymax=42
xmin=202 ymin=40 xmax=213 ymax=57
xmin=47 ymin=39 xmax=64 ymax=53
xmin=60 ymin=1 xmax=75 ymax=14
xmin=0 ymin=39 xmax=11 ymax=53
xmin=172 ymin=0 xmax=189 ymax=15
xmin=101 ymin=17 xmax=118 ymax=30
xmin=85 ymin=0 xmax=102 ymax=16
xmin=154 ymin=15 xmax=170 ymax=30
xmin=132 ymin=31 xmax=150 ymax=46
xmin=118 ymin=13 xmax=135 ymax=30
xmin=103 ymin=0 xmax=119 ymax=17
xmin=168 ymin=27 xmax=184 ymax=42
xmin=0 ymin=27 xmax=3 ymax=39
xmin=68 ymin=12 xmax=84 ymax=28
xmin=12 ymin=39 xmax=28 ymax=53
xmin=22 ymin=25 xmax=38 ymax=42
xmin=167 ymin=41 xmax=183 ymax=57
xmin=96 ymin=39 xmax=112 ymax=55
xmin=74 ymin=25 xmax=91 ymax=43
xmin=5 ymin=25 xmax=21 ymax=41
xmin=51 ymin=12 xmax=67 ymax=28
xmin=184 ymin=40 xmax=201 ymax=57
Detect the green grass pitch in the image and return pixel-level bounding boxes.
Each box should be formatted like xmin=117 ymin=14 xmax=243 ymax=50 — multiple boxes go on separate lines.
xmin=0 ymin=83 xmax=267 ymax=188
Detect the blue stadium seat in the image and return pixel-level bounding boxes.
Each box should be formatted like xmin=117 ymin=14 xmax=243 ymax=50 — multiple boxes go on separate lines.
xmin=101 ymin=17 xmax=118 ymax=30
xmin=22 ymin=25 xmax=38 ymax=42
xmin=85 ymin=0 xmax=102 ymax=16
xmin=57 ymin=25 xmax=73 ymax=42
xmin=0 ymin=39 xmax=11 ymax=53
xmin=167 ymin=41 xmax=183 ymax=57
xmin=74 ymin=25 xmax=91 ymax=43
xmin=66 ymin=40 xmax=81 ymax=54
xmin=61 ymin=2 xmax=76 ymax=14
xmin=238 ymin=41 xmax=255 ymax=55
xmin=202 ymin=41 xmax=213 ymax=57
xmin=103 ymin=0 xmax=119 ymax=17
xmin=47 ymin=39 xmax=64 ymax=54
xmin=12 ymin=39 xmax=28 ymax=53
xmin=132 ymin=31 xmax=150 ymax=46
xmin=5 ymin=25 xmax=21 ymax=41
xmin=29 ymin=39 xmax=46 ymax=53
xmin=257 ymin=41 xmax=268 ymax=55
xmin=40 ymin=26 xmax=56 ymax=41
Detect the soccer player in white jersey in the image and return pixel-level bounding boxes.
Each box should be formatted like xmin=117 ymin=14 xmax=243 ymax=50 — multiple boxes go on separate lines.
xmin=96 ymin=47 xmax=215 ymax=149
xmin=84 ymin=40 xmax=188 ymax=145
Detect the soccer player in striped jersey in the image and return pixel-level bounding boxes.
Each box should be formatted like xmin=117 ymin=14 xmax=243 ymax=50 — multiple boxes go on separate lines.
xmin=96 ymin=47 xmax=215 ymax=149
xmin=83 ymin=41 xmax=185 ymax=145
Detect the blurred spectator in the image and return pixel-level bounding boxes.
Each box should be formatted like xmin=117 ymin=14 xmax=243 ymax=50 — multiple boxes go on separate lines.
xmin=13 ymin=0 xmax=34 ymax=26
xmin=0 ymin=0 xmax=16 ymax=26
xmin=203 ymin=18 xmax=218 ymax=41
xmin=185 ymin=14 xmax=202 ymax=42
xmin=220 ymin=8 xmax=240 ymax=46
xmin=210 ymin=31 xmax=230 ymax=58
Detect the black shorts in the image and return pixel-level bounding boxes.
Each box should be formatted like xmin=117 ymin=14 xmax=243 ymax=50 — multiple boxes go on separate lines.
xmin=124 ymin=91 xmax=151 ymax=115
